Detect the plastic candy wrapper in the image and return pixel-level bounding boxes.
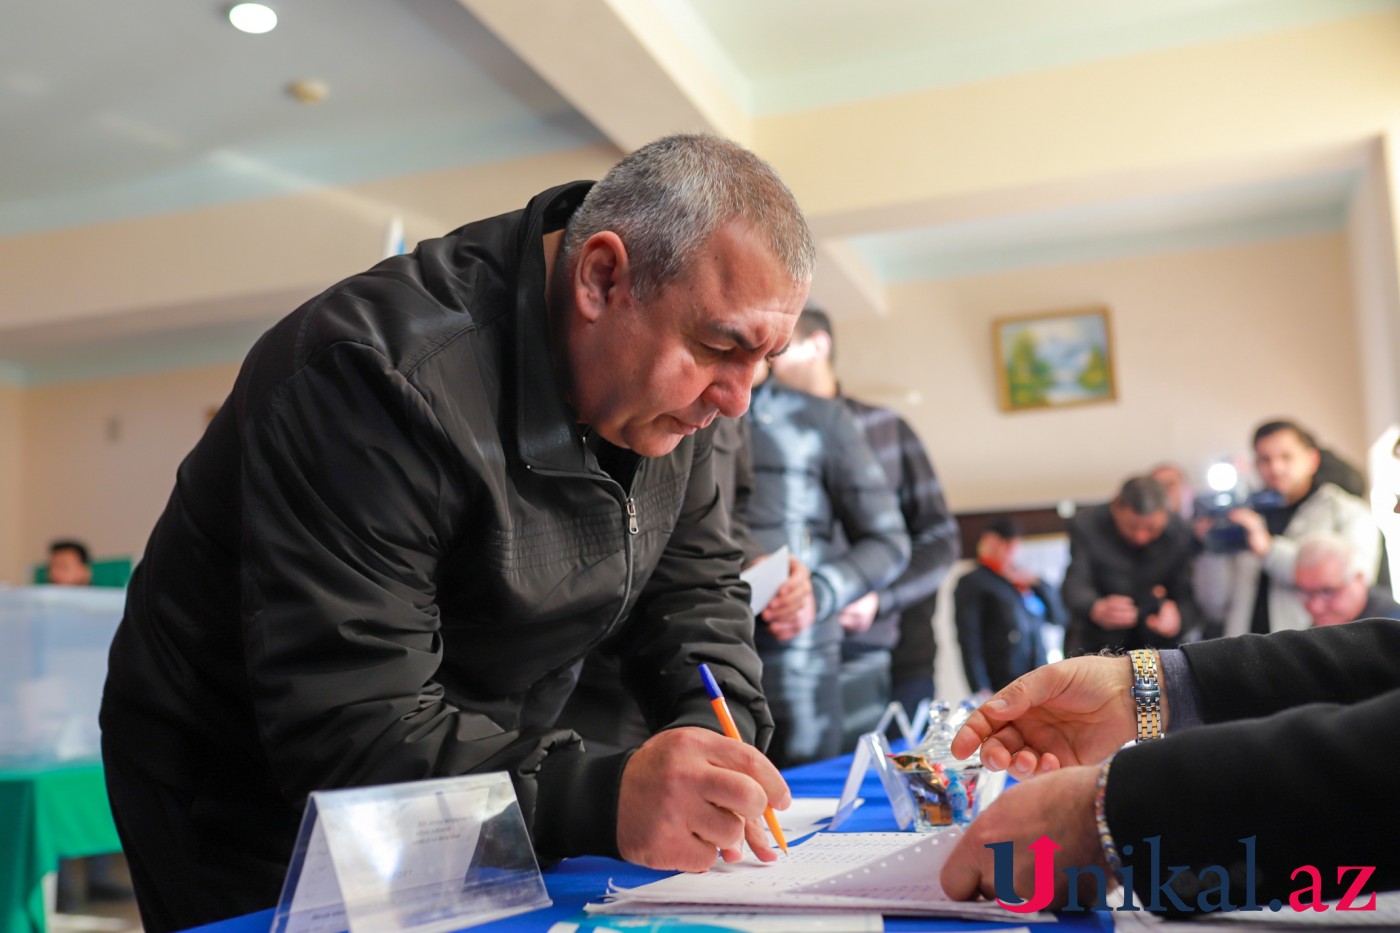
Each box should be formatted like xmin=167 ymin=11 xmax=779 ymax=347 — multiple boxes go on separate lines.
xmin=887 ymin=699 xmax=985 ymax=831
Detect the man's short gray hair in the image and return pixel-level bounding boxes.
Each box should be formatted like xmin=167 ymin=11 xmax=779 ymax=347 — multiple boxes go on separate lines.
xmin=1296 ymin=531 xmax=1367 ymax=578
xmin=563 ymin=134 xmax=816 ymax=303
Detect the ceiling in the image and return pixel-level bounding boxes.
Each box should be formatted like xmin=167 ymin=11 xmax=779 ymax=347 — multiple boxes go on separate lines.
xmin=1 ymin=0 xmax=1395 ymax=384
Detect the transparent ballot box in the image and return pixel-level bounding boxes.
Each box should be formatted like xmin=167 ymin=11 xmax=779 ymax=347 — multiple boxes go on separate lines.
xmin=0 ymin=586 xmax=126 ymax=762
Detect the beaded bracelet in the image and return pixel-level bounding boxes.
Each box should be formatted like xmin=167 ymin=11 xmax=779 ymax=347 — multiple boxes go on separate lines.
xmin=1095 ymin=758 xmax=1123 ymax=877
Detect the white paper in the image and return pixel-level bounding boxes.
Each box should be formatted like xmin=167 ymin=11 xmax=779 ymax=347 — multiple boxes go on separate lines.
xmin=771 ymin=798 xmax=855 ymax=845
xmin=550 ymin=912 xmax=883 ymax=932
xmin=589 ymin=830 xmax=1051 ymax=923
xmin=741 ymin=547 xmax=790 ymax=613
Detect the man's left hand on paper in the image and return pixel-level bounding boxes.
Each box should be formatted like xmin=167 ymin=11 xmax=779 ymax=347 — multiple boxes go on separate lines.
xmin=617 ymin=726 xmax=791 ymax=871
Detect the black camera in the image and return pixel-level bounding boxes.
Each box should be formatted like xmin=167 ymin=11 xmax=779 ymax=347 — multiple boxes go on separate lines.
xmin=1196 ymin=489 xmax=1287 ymax=553
xmin=1134 ymin=588 xmax=1164 ymax=622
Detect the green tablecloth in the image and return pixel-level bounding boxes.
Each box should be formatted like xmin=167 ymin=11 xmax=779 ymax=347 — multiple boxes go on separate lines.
xmin=0 ymin=759 xmax=122 ymax=933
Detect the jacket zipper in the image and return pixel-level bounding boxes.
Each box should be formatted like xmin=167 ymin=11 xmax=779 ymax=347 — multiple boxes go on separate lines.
xmin=521 ymin=462 xmax=638 ymax=638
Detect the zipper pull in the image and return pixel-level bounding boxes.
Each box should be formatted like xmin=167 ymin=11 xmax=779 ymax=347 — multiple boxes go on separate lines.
xmin=626 ymin=498 xmax=639 ymax=535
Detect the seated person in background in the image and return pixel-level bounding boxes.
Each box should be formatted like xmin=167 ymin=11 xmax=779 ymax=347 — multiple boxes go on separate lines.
xmin=954 ymin=519 xmax=1065 ymax=694
xmin=46 ymin=539 xmax=93 ymax=586
xmin=1195 ymin=420 xmax=1379 ymax=636
xmin=44 ymin=538 xmax=134 ymax=907
xmin=1062 ymin=476 xmax=1199 ymax=655
xmin=1294 ymin=531 xmax=1400 ymax=627
xmin=745 ymin=360 xmax=910 ymax=768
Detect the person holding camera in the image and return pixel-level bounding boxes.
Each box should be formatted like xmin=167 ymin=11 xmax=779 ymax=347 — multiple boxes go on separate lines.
xmin=1062 ymin=475 xmax=1200 ymax=655
xmin=1195 ymin=420 xmax=1379 ymax=637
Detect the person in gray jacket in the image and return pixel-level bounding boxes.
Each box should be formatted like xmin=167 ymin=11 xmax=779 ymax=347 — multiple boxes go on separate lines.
xmin=100 ymin=135 xmax=813 ymax=933
xmin=744 ymin=367 xmax=911 ymax=767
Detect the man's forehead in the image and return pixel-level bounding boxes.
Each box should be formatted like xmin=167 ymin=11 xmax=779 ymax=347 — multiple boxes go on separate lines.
xmin=1257 ymin=430 xmax=1309 ymax=454
xmin=702 ymin=315 xmax=796 ymax=353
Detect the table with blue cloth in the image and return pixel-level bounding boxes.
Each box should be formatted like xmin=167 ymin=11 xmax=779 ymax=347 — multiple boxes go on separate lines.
xmin=185 ymin=753 xmax=1111 ymax=933
xmin=0 ymin=758 xmax=123 ymax=933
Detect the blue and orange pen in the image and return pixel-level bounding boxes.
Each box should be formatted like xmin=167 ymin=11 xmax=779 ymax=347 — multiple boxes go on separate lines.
xmin=697 ymin=663 xmax=788 ymax=854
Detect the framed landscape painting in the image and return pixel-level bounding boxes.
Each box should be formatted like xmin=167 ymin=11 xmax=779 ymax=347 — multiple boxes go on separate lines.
xmin=993 ymin=306 xmax=1117 ymax=412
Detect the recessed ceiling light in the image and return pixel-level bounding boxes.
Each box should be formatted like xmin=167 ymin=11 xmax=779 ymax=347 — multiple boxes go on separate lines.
xmin=229 ymin=3 xmax=277 ymax=34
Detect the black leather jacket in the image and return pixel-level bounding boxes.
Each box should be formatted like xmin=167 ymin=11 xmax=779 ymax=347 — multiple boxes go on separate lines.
xmin=101 ymin=182 xmax=771 ymax=870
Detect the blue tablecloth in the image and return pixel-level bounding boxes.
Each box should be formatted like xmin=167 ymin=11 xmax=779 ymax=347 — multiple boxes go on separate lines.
xmin=186 ymin=753 xmax=1110 ymax=933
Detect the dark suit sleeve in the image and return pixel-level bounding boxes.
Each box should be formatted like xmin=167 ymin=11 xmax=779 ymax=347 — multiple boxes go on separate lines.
xmin=1107 ymin=620 xmax=1400 ymax=909
xmin=876 ymin=419 xmax=960 ymax=615
xmin=1181 ymin=618 xmax=1400 ymax=722
xmin=954 ymin=573 xmax=993 ymax=694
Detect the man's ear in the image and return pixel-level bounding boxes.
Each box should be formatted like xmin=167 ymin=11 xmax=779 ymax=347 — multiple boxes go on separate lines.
xmin=574 ymin=231 xmax=630 ymax=323
xmin=812 ymin=330 xmax=833 ymax=360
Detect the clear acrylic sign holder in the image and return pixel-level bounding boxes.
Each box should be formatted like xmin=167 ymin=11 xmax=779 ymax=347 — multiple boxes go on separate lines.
xmin=271 ymin=772 xmax=550 ymax=933
xmin=829 ymin=731 xmax=918 ymax=831
xmin=872 ymin=700 xmax=917 ymax=746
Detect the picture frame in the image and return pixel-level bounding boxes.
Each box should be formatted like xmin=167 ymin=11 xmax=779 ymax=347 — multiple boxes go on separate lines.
xmin=993 ymin=306 xmax=1117 ymax=412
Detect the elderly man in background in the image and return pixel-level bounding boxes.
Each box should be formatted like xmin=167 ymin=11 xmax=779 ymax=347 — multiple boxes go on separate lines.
xmin=1293 ymin=531 xmax=1400 ymax=627
xmin=1196 ymin=420 xmax=1380 ymax=636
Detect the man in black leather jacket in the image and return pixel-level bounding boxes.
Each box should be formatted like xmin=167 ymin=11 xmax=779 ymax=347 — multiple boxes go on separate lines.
xmin=100 ymin=135 xmax=814 ymax=933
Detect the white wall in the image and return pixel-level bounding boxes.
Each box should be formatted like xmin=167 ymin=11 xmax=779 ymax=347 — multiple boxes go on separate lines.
xmin=838 ymin=232 xmax=1367 ymax=511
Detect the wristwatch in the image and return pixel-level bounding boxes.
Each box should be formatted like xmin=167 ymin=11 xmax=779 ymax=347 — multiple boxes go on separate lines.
xmin=1128 ymin=649 xmax=1163 ymax=742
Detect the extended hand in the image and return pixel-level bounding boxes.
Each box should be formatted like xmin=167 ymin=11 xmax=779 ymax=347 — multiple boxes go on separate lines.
xmin=950 ymin=656 xmax=1137 ymax=779
xmin=762 ymin=557 xmax=816 ymax=641
xmin=941 ymin=765 xmax=1107 ymax=908
xmin=617 ymin=727 xmax=791 ymax=871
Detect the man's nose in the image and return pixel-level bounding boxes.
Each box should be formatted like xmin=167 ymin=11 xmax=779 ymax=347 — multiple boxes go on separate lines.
xmin=705 ymin=369 xmax=753 ymax=418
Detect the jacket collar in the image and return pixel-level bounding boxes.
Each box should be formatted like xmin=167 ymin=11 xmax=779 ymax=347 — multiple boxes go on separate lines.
xmin=513 ymin=180 xmax=594 ymax=473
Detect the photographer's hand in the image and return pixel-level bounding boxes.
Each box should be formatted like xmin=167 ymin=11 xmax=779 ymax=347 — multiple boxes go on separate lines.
xmin=1227 ymin=508 xmax=1272 ymax=558
xmin=1145 ymin=591 xmax=1181 ymax=638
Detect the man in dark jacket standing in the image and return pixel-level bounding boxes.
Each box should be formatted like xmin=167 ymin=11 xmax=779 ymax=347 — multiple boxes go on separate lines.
xmin=769 ymin=308 xmax=958 ymax=732
xmin=100 ymin=135 xmax=813 ymax=933
xmin=744 ymin=367 xmax=911 ymax=767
